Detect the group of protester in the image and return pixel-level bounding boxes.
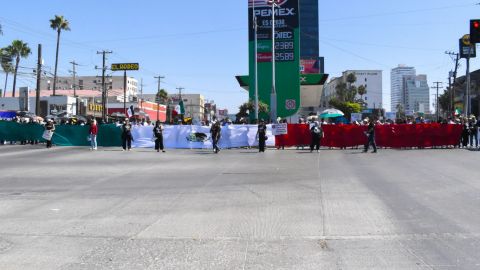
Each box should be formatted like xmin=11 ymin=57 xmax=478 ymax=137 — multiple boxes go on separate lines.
xmin=2 ymin=114 xmax=479 ymax=153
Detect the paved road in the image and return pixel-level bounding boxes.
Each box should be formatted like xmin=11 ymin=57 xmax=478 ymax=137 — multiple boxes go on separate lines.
xmin=0 ymin=145 xmax=479 ymax=269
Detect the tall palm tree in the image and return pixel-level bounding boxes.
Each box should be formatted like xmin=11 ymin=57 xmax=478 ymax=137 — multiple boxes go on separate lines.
xmin=0 ymin=47 xmax=14 ymax=97
xmin=6 ymin=40 xmax=31 ymax=97
xmin=157 ymin=89 xmax=169 ymax=103
xmin=50 ymin=15 xmax=70 ymax=96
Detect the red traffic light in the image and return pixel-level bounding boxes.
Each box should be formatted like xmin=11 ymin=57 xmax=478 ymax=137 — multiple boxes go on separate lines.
xmin=471 ymin=19 xmax=480 ymax=43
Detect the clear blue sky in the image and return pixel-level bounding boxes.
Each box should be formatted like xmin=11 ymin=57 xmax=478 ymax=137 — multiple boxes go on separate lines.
xmin=0 ymin=0 xmax=479 ymax=113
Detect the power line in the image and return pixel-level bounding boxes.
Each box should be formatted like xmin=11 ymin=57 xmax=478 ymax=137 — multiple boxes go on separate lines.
xmin=319 ymin=2 xmax=479 ymax=22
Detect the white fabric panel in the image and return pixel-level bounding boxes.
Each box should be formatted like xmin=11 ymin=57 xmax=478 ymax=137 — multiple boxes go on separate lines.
xmin=131 ymin=124 xmax=275 ymax=149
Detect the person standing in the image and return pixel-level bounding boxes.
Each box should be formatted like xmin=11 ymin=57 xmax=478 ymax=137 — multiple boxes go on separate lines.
xmin=44 ymin=119 xmax=55 ymax=148
xmin=469 ymin=117 xmax=478 ymax=148
xmin=363 ymin=120 xmax=377 ymax=153
xmin=121 ymin=119 xmax=133 ymax=151
xmin=153 ymin=121 xmax=165 ymax=152
xmin=89 ymin=119 xmax=98 ymax=150
xmin=210 ymin=121 xmax=221 ymax=153
xmin=310 ymin=121 xmax=323 ymax=152
xmin=257 ymin=119 xmax=267 ymax=152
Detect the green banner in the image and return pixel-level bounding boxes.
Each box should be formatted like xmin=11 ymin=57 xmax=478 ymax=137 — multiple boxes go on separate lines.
xmin=0 ymin=121 xmax=122 ymax=147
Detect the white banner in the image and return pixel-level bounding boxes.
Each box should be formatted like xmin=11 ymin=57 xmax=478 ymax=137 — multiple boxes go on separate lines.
xmin=272 ymin=123 xmax=288 ymax=135
xmin=131 ymin=124 xmax=275 ymax=149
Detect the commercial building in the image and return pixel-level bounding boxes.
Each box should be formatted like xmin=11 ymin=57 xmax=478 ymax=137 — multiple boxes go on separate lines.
xmin=323 ymin=70 xmax=382 ymax=110
xmin=40 ymin=76 xmax=138 ymax=101
xmin=391 ymin=65 xmax=416 ymax=112
xmin=142 ymin=93 xmax=206 ymax=122
xmin=391 ymin=65 xmax=430 ymax=113
xmin=1 ymin=88 xmax=165 ymax=121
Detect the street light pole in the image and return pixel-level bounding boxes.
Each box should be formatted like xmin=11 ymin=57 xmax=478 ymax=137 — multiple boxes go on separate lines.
xmin=154 ymin=75 xmax=165 ymax=121
xmin=269 ymin=0 xmax=278 ymax=123
xmin=253 ymin=1 xmax=259 ymax=122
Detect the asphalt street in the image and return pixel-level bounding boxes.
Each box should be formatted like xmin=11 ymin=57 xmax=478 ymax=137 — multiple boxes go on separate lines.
xmin=0 ymin=145 xmax=479 ymax=269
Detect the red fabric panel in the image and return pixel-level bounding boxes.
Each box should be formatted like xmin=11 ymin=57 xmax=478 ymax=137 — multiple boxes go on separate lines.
xmin=275 ymin=124 xmax=463 ymax=148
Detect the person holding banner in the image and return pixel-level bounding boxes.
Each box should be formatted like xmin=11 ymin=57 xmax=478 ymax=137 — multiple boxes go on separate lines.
xmin=257 ymin=119 xmax=267 ymax=152
xmin=153 ymin=121 xmax=165 ymax=153
xmin=310 ymin=121 xmax=323 ymax=152
xmin=121 ymin=119 xmax=133 ymax=151
xmin=43 ymin=119 xmax=55 ymax=148
xmin=210 ymin=121 xmax=221 ymax=153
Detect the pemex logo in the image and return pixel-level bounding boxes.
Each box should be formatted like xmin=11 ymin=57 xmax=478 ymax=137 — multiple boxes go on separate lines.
xmin=249 ymin=0 xmax=288 ymax=8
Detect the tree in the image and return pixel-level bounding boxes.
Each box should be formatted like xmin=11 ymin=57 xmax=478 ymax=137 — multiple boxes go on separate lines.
xmin=6 ymin=40 xmax=31 ymax=97
xmin=346 ymin=73 xmax=357 ymax=85
xmin=50 ymin=15 xmax=70 ymax=96
xmin=396 ymin=103 xmax=405 ymax=120
xmin=335 ymin=82 xmax=347 ymax=102
xmin=328 ymin=98 xmax=361 ymax=120
xmin=156 ymin=89 xmax=169 ymax=103
xmin=357 ymin=85 xmax=367 ymax=100
xmin=0 ymin=47 xmax=14 ymax=97
xmin=236 ymin=100 xmax=268 ymax=123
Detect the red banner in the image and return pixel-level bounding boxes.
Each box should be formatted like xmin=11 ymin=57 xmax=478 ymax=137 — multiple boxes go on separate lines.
xmin=275 ymin=124 xmax=463 ymax=148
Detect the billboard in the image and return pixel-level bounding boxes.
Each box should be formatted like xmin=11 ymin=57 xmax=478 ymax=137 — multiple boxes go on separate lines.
xmin=300 ymin=59 xmax=320 ymax=74
xmin=459 ymin=35 xmax=476 ymax=59
xmin=248 ymin=0 xmax=301 ymax=118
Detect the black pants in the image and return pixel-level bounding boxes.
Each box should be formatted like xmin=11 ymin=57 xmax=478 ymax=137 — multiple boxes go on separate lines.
xmin=259 ymin=134 xmax=266 ymax=152
xmin=46 ymin=140 xmax=52 ymax=148
xmin=364 ymin=135 xmax=377 ymax=152
xmin=310 ymin=134 xmax=320 ymax=151
xmin=155 ymin=135 xmax=164 ymax=151
xmin=122 ymin=135 xmax=132 ymax=150
xmin=469 ymin=132 xmax=478 ymax=147
xmin=212 ymin=138 xmax=220 ymax=152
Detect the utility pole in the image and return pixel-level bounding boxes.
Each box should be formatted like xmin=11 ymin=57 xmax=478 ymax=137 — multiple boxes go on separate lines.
xmin=154 ymin=75 xmax=165 ymax=121
xmin=466 ymin=52 xmax=472 ymax=117
xmin=35 ymin=44 xmax=42 ymax=116
xmin=69 ymin=60 xmax=79 ymax=115
xmin=269 ymin=0 xmax=278 ymax=123
xmin=445 ymin=51 xmax=460 ymax=116
xmin=431 ymin=82 xmax=443 ymax=122
xmin=253 ymin=0 xmax=259 ymax=122
xmin=140 ymin=78 xmax=144 ymax=102
xmin=96 ymin=50 xmax=112 ymax=122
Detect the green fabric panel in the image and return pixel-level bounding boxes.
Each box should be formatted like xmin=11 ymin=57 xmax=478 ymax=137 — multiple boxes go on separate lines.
xmin=0 ymin=121 xmax=122 ymax=147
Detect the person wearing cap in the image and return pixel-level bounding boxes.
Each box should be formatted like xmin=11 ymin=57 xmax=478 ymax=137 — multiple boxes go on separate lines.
xmin=44 ymin=119 xmax=55 ymax=148
xmin=257 ymin=119 xmax=267 ymax=152
xmin=121 ymin=119 xmax=133 ymax=151
xmin=153 ymin=121 xmax=165 ymax=152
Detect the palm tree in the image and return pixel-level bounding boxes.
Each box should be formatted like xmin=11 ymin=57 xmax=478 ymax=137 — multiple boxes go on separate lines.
xmin=50 ymin=15 xmax=70 ymax=96
xmin=156 ymin=89 xmax=169 ymax=103
xmin=0 ymin=47 xmax=14 ymax=97
xmin=6 ymin=40 xmax=31 ymax=97
xmin=357 ymin=85 xmax=366 ymax=99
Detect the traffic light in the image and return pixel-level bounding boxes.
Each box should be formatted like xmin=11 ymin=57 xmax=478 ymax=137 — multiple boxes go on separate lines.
xmin=471 ymin=19 xmax=480 ymax=43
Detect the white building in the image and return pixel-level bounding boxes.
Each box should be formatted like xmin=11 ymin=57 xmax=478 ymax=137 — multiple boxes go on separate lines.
xmin=391 ymin=65 xmax=430 ymax=113
xmin=391 ymin=65 xmax=416 ymax=112
xmin=322 ymin=70 xmax=383 ymax=109
xmin=403 ymin=75 xmax=430 ymax=113
xmin=40 ymin=76 xmax=138 ymax=99
xmin=343 ymin=70 xmax=382 ymax=109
